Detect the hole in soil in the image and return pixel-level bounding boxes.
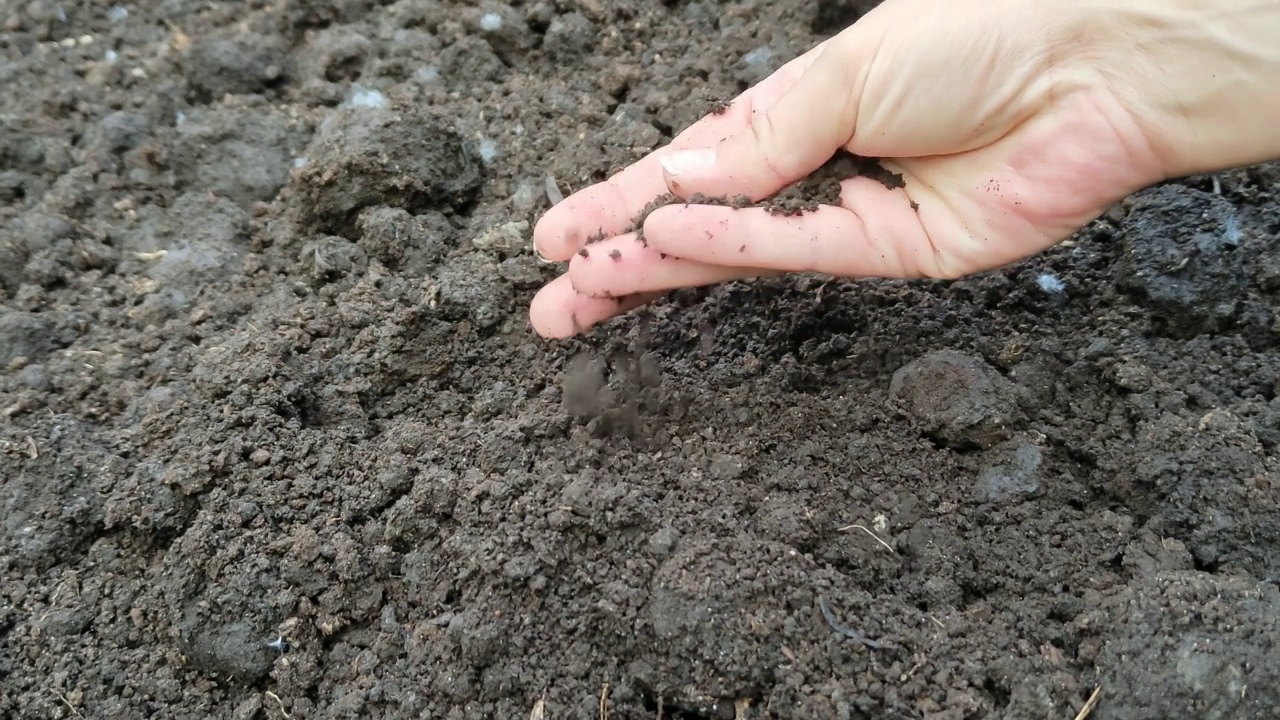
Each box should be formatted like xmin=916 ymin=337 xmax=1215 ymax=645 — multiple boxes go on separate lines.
xmin=982 ymin=677 xmax=1011 ymax=708
xmin=325 ymin=54 xmax=364 ymax=83
xmin=1193 ymin=555 xmax=1221 ymax=573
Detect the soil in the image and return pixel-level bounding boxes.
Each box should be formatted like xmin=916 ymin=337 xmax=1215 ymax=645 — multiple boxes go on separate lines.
xmin=3 ymin=1 xmax=1280 ymax=719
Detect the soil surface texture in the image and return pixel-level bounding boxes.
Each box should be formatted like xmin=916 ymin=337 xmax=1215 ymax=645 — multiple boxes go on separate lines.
xmin=4 ymin=1 xmax=1280 ymax=719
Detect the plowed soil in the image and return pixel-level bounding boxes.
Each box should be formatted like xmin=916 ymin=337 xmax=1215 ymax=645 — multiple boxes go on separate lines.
xmin=3 ymin=1 xmax=1279 ymax=719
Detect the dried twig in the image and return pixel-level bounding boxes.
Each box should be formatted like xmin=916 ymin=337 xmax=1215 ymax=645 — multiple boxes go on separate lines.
xmin=265 ymin=691 xmax=292 ymax=719
xmin=1073 ymin=686 xmax=1102 ymax=720
xmin=53 ymin=692 xmax=83 ymax=719
xmin=836 ymin=524 xmax=894 ymax=553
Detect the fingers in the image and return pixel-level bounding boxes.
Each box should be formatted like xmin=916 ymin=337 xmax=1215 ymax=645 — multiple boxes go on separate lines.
xmin=628 ymin=177 xmax=947 ymax=281
xmin=659 ymin=37 xmax=869 ymax=203
xmin=565 ymin=234 xmax=772 ymax=298
xmin=532 ymin=42 xmax=832 ymax=262
xmin=528 ymin=274 xmax=664 ymax=339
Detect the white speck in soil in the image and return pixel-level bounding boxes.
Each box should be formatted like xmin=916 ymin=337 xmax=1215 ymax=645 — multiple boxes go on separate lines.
xmin=1036 ymin=273 xmax=1064 ymax=294
xmin=742 ymin=45 xmax=774 ymax=68
xmin=478 ymin=138 xmax=498 ymax=165
xmin=344 ymin=85 xmax=387 ymax=109
xmin=416 ymin=65 xmax=440 ymax=83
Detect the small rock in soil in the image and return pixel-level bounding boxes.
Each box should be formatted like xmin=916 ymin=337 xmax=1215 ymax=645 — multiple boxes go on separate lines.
xmin=975 ymin=433 xmax=1044 ymax=502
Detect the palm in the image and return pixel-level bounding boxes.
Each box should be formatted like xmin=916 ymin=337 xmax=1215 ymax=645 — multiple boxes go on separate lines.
xmin=877 ymin=90 xmax=1162 ymax=279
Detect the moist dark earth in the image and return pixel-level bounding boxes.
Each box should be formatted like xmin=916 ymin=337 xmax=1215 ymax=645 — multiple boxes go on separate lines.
xmin=3 ymin=1 xmax=1280 ymax=718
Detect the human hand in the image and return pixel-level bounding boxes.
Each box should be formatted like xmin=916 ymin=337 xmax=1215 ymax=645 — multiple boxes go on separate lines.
xmin=527 ymin=0 xmax=1280 ymax=339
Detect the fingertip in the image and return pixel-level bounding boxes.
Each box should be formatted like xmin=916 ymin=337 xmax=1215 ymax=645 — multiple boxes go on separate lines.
xmin=532 ymin=210 xmax=582 ymax=263
xmin=529 ymin=274 xmax=660 ymax=338
xmin=528 ymin=275 xmax=577 ymax=338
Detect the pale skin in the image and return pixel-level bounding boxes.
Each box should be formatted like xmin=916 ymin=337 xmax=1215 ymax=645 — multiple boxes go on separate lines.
xmin=528 ymin=0 xmax=1280 ymax=339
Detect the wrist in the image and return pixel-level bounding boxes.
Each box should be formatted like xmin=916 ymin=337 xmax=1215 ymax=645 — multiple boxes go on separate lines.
xmin=1077 ymin=0 xmax=1280 ymax=179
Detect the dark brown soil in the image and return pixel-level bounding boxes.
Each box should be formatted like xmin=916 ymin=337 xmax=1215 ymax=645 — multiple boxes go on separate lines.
xmin=3 ymin=2 xmax=1280 ymax=719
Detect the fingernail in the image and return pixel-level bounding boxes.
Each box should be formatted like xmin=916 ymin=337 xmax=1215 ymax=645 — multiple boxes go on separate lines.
xmin=532 ymin=237 xmax=554 ymax=263
xmin=660 ymin=148 xmax=716 ymax=178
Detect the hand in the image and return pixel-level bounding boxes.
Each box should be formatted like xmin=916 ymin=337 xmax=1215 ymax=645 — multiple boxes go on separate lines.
xmin=527 ymin=0 xmax=1280 ymax=339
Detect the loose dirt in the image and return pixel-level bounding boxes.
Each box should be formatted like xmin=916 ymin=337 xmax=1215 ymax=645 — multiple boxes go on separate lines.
xmin=3 ymin=1 xmax=1280 ymax=719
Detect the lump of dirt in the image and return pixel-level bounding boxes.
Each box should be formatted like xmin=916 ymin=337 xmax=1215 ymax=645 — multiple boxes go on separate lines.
xmin=81 ymin=111 xmax=152 ymax=161
xmin=0 ymin=309 xmax=55 ymax=364
xmin=2 ymin=416 xmax=117 ymax=571
xmin=542 ymin=12 xmax=595 ymax=61
xmin=0 ymin=240 xmax=23 ymax=294
xmin=293 ymin=25 xmax=373 ymax=86
xmin=889 ymin=349 xmax=1022 ymax=450
xmin=170 ymin=107 xmax=312 ymax=206
xmin=472 ymin=4 xmax=535 ymax=65
xmin=117 ymin=193 xmax=249 ymax=322
xmin=1095 ymin=408 xmax=1279 ymax=580
xmin=356 ymin=206 xmax=456 ymax=273
xmin=179 ymin=30 xmax=291 ymax=103
xmin=176 ymin=614 xmax=276 ymax=684
xmin=299 ymin=235 xmax=368 ymax=283
xmin=1115 ymin=184 xmax=1249 ymax=338
xmin=1083 ymin=571 xmax=1280 ymax=720
xmin=433 ymin=251 xmax=510 ymax=329
xmin=289 ymin=100 xmax=482 ymax=238
xmin=142 ymin=193 xmax=249 ymax=287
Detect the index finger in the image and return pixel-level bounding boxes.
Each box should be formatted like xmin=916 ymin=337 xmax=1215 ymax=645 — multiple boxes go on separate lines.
xmin=532 ymin=41 xmax=829 ymax=262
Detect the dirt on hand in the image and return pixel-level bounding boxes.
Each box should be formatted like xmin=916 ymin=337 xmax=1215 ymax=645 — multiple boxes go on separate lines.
xmin=3 ymin=1 xmax=1280 ymax=719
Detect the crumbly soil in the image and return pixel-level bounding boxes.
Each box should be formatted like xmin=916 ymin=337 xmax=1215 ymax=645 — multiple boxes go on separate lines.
xmin=3 ymin=1 xmax=1280 ymax=719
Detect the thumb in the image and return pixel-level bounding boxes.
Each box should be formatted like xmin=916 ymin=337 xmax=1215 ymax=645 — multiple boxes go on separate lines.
xmin=659 ymin=38 xmax=866 ymax=202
